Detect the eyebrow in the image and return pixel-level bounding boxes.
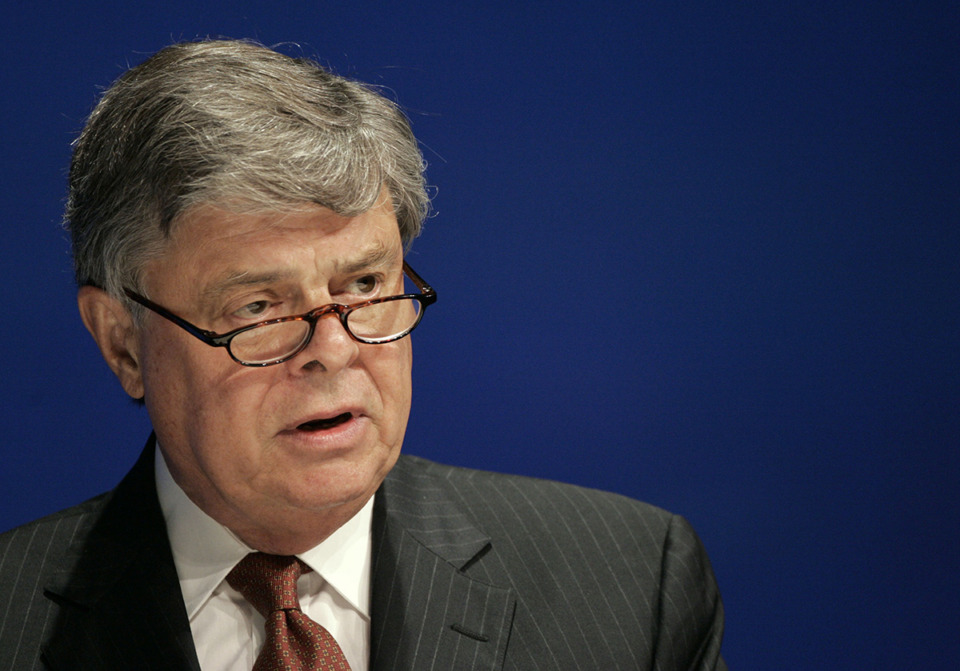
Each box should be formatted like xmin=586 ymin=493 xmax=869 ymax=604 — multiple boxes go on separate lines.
xmin=333 ymin=242 xmax=399 ymax=275
xmin=197 ymin=270 xmax=294 ymax=312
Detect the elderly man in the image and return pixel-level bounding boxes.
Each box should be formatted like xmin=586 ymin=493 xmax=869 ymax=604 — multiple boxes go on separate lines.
xmin=0 ymin=40 xmax=726 ymax=670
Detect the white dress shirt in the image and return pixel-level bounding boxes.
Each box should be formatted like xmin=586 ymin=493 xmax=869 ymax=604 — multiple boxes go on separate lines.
xmin=155 ymin=446 xmax=372 ymax=671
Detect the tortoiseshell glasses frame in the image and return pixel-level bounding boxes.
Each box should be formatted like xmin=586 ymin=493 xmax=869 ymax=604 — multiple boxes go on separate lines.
xmin=123 ymin=261 xmax=436 ymax=367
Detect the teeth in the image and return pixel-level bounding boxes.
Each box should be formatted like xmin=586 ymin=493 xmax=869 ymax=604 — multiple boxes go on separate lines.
xmin=298 ymin=412 xmax=351 ymax=431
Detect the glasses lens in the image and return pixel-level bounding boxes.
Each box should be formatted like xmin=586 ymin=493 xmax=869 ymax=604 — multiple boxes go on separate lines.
xmin=226 ymin=296 xmax=424 ymax=365
xmin=230 ymin=320 xmax=312 ymax=365
xmin=347 ymin=297 xmax=422 ymax=342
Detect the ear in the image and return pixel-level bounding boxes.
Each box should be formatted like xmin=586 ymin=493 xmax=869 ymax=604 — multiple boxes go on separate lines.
xmin=77 ymin=286 xmax=145 ymax=400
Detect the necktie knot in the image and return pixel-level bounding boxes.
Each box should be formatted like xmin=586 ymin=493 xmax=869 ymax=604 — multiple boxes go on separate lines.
xmin=227 ymin=552 xmax=309 ymax=618
xmin=226 ymin=553 xmax=352 ymax=670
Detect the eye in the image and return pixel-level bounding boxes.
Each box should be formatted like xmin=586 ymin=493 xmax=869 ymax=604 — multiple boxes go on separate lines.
xmin=233 ymin=300 xmax=271 ymax=320
xmin=348 ymin=275 xmax=379 ymax=295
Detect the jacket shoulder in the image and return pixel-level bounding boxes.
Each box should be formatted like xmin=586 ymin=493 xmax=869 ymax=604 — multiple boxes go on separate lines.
xmin=395 ymin=453 xmax=676 ymax=545
xmin=0 ymin=492 xmax=110 ymax=570
xmin=387 ymin=454 xmax=726 ymax=669
xmin=0 ymin=493 xmax=110 ymax=671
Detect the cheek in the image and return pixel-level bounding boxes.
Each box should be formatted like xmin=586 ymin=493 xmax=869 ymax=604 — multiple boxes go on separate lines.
xmin=139 ymin=329 xmax=192 ymax=416
xmin=140 ymin=328 xmax=272 ymax=449
xmin=371 ymin=340 xmax=414 ymax=435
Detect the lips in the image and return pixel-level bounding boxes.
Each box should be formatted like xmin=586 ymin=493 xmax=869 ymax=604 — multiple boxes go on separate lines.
xmin=297 ymin=412 xmax=353 ymax=432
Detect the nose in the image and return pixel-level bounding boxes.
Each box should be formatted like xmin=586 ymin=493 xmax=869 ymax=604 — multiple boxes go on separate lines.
xmin=292 ymin=311 xmax=360 ymax=373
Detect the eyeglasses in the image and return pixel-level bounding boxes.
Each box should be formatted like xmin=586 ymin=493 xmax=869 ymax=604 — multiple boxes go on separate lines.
xmin=123 ymin=261 xmax=436 ymax=367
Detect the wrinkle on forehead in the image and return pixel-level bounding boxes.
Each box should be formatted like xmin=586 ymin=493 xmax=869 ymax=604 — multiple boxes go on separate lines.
xmin=333 ymin=241 xmax=397 ymax=274
xmin=198 ymin=240 xmax=398 ymax=309
xmin=145 ymin=193 xmax=402 ymax=307
xmin=198 ymin=268 xmax=297 ymax=307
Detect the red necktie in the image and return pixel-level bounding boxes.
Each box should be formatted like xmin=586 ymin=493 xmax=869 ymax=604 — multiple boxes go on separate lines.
xmin=227 ymin=553 xmax=352 ymax=671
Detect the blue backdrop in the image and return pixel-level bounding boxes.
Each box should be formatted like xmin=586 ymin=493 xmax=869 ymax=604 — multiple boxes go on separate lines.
xmin=2 ymin=3 xmax=957 ymax=668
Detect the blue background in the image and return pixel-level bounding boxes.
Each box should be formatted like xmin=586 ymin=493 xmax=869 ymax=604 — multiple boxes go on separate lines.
xmin=2 ymin=2 xmax=958 ymax=668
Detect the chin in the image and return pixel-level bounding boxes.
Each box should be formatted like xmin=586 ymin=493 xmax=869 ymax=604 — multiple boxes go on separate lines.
xmin=281 ymin=467 xmax=381 ymax=512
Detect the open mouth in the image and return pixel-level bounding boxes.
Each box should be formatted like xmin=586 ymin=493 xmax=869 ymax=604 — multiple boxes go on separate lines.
xmin=297 ymin=412 xmax=353 ymax=432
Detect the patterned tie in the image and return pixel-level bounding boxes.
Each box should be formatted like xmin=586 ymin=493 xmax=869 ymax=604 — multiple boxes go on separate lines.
xmin=227 ymin=553 xmax=352 ymax=671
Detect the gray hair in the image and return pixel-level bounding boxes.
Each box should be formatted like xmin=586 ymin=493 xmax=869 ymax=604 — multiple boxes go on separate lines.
xmin=66 ymin=39 xmax=430 ymax=299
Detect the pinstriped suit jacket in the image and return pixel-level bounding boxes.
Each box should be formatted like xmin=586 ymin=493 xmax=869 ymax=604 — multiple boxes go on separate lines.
xmin=0 ymin=439 xmax=726 ymax=670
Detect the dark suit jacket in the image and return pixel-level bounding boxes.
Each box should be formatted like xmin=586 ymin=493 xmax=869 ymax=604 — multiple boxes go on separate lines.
xmin=0 ymin=438 xmax=726 ymax=670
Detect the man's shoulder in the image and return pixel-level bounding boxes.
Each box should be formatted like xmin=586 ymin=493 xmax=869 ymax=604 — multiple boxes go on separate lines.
xmin=395 ymin=452 xmax=671 ymax=511
xmin=382 ymin=453 xmax=726 ymax=670
xmin=390 ymin=453 xmax=678 ymax=548
xmin=0 ymin=492 xmax=111 ymax=573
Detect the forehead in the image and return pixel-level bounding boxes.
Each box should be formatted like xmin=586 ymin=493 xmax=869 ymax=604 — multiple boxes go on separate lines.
xmin=146 ymin=200 xmax=402 ymax=290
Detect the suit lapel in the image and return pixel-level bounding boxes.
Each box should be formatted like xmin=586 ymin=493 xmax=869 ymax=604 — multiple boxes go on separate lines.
xmin=41 ymin=438 xmax=200 ymax=671
xmin=370 ymin=456 xmax=516 ymax=671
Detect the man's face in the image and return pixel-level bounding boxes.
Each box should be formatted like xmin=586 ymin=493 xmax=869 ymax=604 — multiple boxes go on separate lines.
xmin=132 ymin=197 xmax=412 ymax=550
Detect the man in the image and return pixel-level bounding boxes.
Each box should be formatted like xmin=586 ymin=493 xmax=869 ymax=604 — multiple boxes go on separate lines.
xmin=0 ymin=39 xmax=726 ymax=670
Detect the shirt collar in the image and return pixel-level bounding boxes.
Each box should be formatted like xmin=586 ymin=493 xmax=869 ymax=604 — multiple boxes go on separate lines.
xmin=154 ymin=443 xmax=373 ymax=620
